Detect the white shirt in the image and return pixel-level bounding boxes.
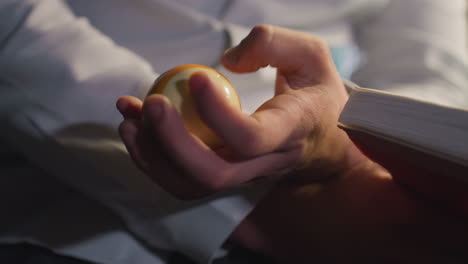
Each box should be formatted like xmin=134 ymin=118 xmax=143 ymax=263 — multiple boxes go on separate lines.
xmin=0 ymin=0 xmax=466 ymax=264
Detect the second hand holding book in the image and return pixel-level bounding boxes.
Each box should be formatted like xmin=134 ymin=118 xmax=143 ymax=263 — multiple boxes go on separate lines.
xmin=339 ymin=82 xmax=468 ymax=217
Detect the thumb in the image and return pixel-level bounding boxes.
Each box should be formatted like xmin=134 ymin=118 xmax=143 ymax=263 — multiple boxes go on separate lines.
xmin=222 ymin=25 xmax=337 ymax=84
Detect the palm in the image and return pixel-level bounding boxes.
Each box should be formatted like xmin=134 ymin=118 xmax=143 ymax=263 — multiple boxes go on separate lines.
xmin=117 ymin=25 xmax=365 ymax=198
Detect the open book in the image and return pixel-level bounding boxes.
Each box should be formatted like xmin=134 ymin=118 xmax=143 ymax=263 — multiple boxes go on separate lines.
xmin=339 ymin=83 xmax=468 ymax=217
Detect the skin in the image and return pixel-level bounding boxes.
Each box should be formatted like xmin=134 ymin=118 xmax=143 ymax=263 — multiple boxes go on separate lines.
xmin=117 ymin=25 xmax=468 ymax=263
xmin=117 ymin=25 xmax=363 ymax=198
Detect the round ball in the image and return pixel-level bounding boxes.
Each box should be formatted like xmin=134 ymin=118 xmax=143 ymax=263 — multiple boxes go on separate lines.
xmin=146 ymin=64 xmax=241 ymax=148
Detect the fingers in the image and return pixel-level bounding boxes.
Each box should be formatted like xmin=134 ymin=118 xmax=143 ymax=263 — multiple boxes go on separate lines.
xmin=189 ymin=72 xmax=264 ymax=155
xmin=116 ymin=25 xmax=344 ymax=198
xmin=116 ymin=96 xmax=143 ymax=120
xmin=118 ymin=115 xmax=214 ymax=199
xmin=222 ymin=25 xmax=337 ymax=83
xmin=118 ymin=119 xmax=150 ymax=173
xmin=142 ymin=94 xmax=231 ymax=189
xmin=117 ymin=90 xmax=279 ymax=196
xmin=190 ymin=72 xmax=310 ymax=157
xmin=141 ymin=92 xmax=302 ymax=194
xmin=117 ymin=78 xmax=304 ymax=198
xmin=227 ymin=147 xmax=303 ymax=186
xmin=117 ymin=25 xmax=347 ymax=198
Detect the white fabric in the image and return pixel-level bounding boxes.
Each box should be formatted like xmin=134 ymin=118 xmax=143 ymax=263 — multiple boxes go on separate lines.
xmin=0 ymin=0 xmax=466 ymax=264
xmin=351 ymin=0 xmax=468 ymax=106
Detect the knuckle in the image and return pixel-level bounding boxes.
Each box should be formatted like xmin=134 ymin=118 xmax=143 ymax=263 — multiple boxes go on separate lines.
xmin=305 ymin=35 xmax=331 ymax=59
xmin=250 ymin=24 xmax=274 ymax=42
xmin=250 ymin=24 xmax=275 ymax=53
xmin=283 ymin=92 xmax=319 ymax=137
xmin=312 ymin=36 xmax=328 ymax=50
xmin=233 ymin=128 xmax=264 ymax=157
xmin=235 ymin=24 xmax=275 ymax=69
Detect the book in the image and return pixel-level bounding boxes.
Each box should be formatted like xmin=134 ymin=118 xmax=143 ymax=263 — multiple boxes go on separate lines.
xmin=338 ymin=82 xmax=468 ymax=217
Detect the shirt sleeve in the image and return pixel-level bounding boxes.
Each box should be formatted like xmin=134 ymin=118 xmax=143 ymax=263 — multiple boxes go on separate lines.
xmin=0 ymin=1 xmax=269 ymax=263
xmin=351 ymin=0 xmax=468 ymax=108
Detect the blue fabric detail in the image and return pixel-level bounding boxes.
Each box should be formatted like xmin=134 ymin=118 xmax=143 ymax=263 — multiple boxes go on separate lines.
xmin=330 ymin=46 xmax=359 ymax=80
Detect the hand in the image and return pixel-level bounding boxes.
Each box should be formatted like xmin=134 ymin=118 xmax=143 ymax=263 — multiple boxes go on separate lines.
xmin=231 ymin=162 xmax=468 ymax=263
xmin=117 ymin=25 xmax=366 ymax=199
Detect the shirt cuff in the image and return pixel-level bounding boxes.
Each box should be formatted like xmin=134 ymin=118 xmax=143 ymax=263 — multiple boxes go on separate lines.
xmin=125 ymin=183 xmax=273 ymax=264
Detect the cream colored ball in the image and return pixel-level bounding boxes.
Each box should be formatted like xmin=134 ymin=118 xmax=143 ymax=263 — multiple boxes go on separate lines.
xmin=147 ymin=64 xmax=241 ymax=148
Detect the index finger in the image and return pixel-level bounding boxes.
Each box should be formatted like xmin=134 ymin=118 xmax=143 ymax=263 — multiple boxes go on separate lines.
xmin=222 ymin=25 xmax=338 ymax=83
xmin=190 ymin=71 xmax=309 ymax=158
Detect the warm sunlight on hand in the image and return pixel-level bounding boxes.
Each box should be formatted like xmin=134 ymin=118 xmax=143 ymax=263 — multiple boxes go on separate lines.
xmin=117 ymin=25 xmax=366 ymax=199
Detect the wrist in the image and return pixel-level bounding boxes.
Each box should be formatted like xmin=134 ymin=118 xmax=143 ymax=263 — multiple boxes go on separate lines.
xmin=293 ymin=126 xmax=370 ymax=182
